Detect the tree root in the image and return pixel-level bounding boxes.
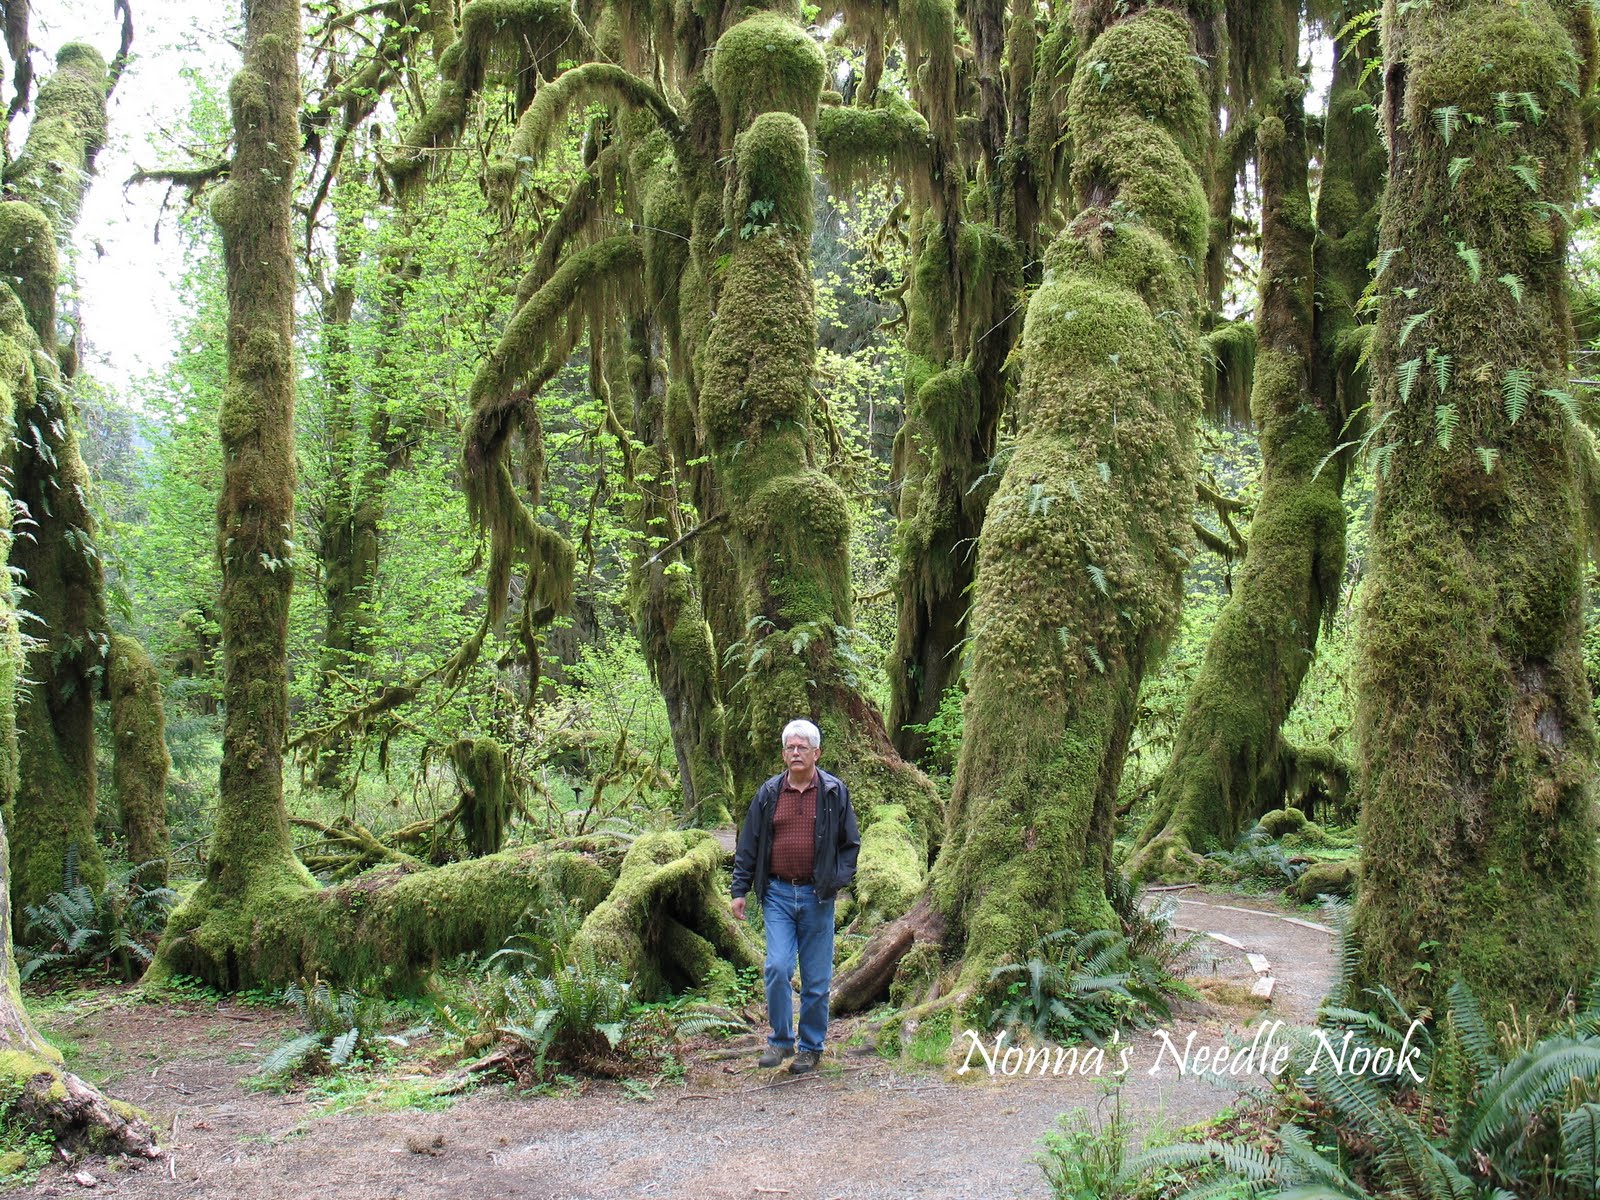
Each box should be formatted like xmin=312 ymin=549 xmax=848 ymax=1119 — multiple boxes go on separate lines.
xmin=4 ymin=1055 xmax=161 ymax=1159
xmin=830 ymin=894 xmax=945 ymax=1015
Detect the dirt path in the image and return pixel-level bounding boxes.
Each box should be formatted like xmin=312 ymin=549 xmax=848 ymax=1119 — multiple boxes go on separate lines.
xmin=14 ymin=889 xmax=1333 ymax=1200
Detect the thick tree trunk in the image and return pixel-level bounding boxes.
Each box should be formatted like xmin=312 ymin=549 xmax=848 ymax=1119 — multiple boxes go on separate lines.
xmin=151 ymin=0 xmax=317 ymax=979
xmin=3 ymin=44 xmax=112 ymax=918
xmin=1129 ymin=9 xmax=1345 ymax=879
xmin=690 ymin=10 xmax=939 ymax=914
xmin=1350 ymin=0 xmax=1600 ymax=1015
xmin=921 ymin=0 xmax=1209 ymax=1006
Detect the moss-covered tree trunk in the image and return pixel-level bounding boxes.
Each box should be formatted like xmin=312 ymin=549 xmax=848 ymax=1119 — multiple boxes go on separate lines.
xmin=922 ymin=0 xmax=1208 ymax=999
xmin=1349 ymin=0 xmax=1600 ymax=1014
xmin=151 ymin=0 xmax=317 ymax=984
xmin=108 ymin=635 xmax=170 ymax=885
xmin=1129 ymin=10 xmax=1347 ymax=878
xmin=0 ymin=250 xmax=157 ymax=1161
xmin=691 ymin=9 xmax=939 ymax=923
xmin=2 ymin=44 xmax=112 ymax=917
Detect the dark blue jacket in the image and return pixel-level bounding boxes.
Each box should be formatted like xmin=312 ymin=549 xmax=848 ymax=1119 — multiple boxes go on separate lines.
xmin=730 ymin=767 xmax=860 ymax=902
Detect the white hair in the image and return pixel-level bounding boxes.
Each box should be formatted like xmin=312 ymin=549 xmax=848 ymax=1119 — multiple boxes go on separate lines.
xmin=781 ymin=718 xmax=821 ymax=749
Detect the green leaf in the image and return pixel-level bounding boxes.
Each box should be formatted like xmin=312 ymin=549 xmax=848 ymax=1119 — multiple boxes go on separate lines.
xmin=1498 ymin=273 xmax=1524 ymax=304
xmin=1454 ymin=242 xmax=1481 ymax=282
xmin=1519 ymin=90 xmax=1544 ymax=122
xmin=1433 ymin=105 xmax=1461 ymax=145
xmin=1476 ymin=446 xmax=1500 ymax=473
xmin=1431 ymin=350 xmax=1452 ymax=395
xmin=1434 ymin=403 xmax=1458 ymax=449
xmin=1510 ymin=160 xmax=1540 ymax=191
xmin=1397 ymin=309 xmax=1433 ymax=349
xmin=1542 ymin=387 xmax=1582 ymax=424
xmin=1447 ymin=156 xmax=1472 ymax=187
xmin=1086 ymin=563 xmax=1109 ymax=595
xmin=1397 ymin=356 xmax=1423 ymax=404
xmin=1502 ymin=367 xmax=1534 ymax=423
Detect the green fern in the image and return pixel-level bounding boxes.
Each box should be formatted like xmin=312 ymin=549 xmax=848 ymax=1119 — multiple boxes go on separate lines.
xmin=1398 ymin=309 xmax=1434 ymax=349
xmin=1498 ymin=273 xmax=1524 ymax=304
xmin=1519 ymin=91 xmax=1544 ymax=122
xmin=1448 ymin=155 xmax=1472 ymax=187
xmin=1434 ymin=403 xmax=1459 ymax=449
xmin=1510 ymin=159 xmax=1541 ymax=192
xmin=1476 ymin=446 xmax=1500 ymax=474
xmin=1497 ymin=371 xmax=1536 ymax=428
xmin=1397 ymin=356 xmax=1424 ymax=404
xmin=1542 ymin=387 xmax=1582 ymax=424
xmin=1502 ymin=368 xmax=1535 ymax=423
xmin=1434 ymin=105 xmax=1461 ymax=145
xmin=1560 ymin=1103 xmax=1600 ymax=1193
xmin=1430 ymin=349 xmax=1452 ymax=394
xmin=1455 ymin=242 xmax=1482 ymax=282
xmin=1086 ymin=563 xmax=1109 ymax=595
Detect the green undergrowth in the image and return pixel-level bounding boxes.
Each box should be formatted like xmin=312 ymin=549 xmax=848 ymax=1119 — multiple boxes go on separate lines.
xmin=0 ymin=1079 xmax=55 ymax=1192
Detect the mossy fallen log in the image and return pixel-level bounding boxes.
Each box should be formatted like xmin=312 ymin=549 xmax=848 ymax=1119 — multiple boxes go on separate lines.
xmin=571 ymin=830 xmax=757 ymax=1000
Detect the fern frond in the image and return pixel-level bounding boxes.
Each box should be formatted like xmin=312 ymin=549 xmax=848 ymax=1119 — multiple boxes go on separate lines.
xmin=1475 ymin=446 xmax=1500 ymax=474
xmin=1454 ymin=242 xmax=1481 ymax=282
xmin=1502 ymin=368 xmax=1534 ymax=423
xmin=1446 ymin=979 xmax=1497 ymax=1078
xmin=258 ymin=1032 xmax=324 ymax=1080
xmin=1398 ymin=356 xmax=1424 ymax=403
xmin=1560 ymin=1102 xmax=1600 ymax=1192
xmin=1447 ymin=156 xmax=1472 ymax=187
xmin=1432 ymin=351 xmax=1451 ymax=395
xmin=1464 ymin=1038 xmax=1600 ymax=1155
xmin=1542 ymin=387 xmax=1582 ymax=424
xmin=1497 ymin=273 xmax=1523 ymax=304
xmin=1509 ymin=159 xmax=1540 ymax=191
xmin=1434 ymin=403 xmax=1458 ymax=449
xmin=1398 ymin=310 xmax=1433 ymax=349
xmin=1434 ymin=105 xmax=1461 ymax=145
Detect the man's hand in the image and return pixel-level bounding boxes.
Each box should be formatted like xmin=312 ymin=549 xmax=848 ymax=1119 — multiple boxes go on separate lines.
xmin=731 ymin=896 xmax=746 ymax=921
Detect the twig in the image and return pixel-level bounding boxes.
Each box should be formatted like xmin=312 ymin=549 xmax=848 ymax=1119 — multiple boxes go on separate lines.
xmin=644 ymin=512 xmax=727 ymax=566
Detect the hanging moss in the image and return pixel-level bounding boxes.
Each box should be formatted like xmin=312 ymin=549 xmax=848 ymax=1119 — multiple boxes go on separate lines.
xmin=1202 ymin=319 xmax=1255 ymax=426
xmin=446 ymin=738 xmax=512 ymax=857
xmin=1349 ymin=0 xmax=1599 ymax=1018
xmin=814 ymin=97 xmax=933 ymax=196
xmin=107 ymin=635 xmax=170 ymax=885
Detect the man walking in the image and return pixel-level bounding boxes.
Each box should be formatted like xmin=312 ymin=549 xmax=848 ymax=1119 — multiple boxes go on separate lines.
xmin=730 ymin=718 xmax=860 ymax=1074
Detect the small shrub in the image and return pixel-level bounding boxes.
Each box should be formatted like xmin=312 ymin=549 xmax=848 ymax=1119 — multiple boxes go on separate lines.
xmin=253 ymin=978 xmax=395 ymax=1084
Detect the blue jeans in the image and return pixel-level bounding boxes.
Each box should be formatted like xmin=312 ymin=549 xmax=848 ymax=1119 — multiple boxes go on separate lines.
xmin=761 ymin=879 xmax=836 ymax=1054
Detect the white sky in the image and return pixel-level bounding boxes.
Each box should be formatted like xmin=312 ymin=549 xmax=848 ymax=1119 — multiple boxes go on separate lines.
xmin=29 ymin=0 xmax=233 ymax=384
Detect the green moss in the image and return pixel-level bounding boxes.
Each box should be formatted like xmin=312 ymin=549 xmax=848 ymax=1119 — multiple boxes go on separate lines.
xmin=1294 ymin=860 xmax=1357 ymax=903
xmin=853 ymin=804 xmax=926 ymax=928
xmin=814 ymin=98 xmax=932 ymax=194
xmin=153 ymin=847 xmax=614 ymax=990
xmin=732 ymin=111 xmax=813 ymax=237
xmin=1203 ymin=320 xmax=1255 ymax=425
xmin=3 ymin=44 xmax=108 ymax=249
xmin=888 ymin=939 xmax=943 ymax=1009
xmin=446 ymin=738 xmax=512 ymax=857
xmin=1257 ymin=806 xmax=1307 ymax=838
xmin=571 ymin=831 xmax=756 ymax=999
xmin=712 ymin=12 xmax=825 ymax=137
xmin=1349 ymin=0 xmax=1598 ymax=1019
xmin=107 ymin=635 xmax=170 ymax=883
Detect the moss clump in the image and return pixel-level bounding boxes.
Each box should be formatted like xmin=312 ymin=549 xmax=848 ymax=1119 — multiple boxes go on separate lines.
xmin=1257 ymin=806 xmax=1307 ymax=838
xmin=711 ymin=11 xmax=825 ymax=137
xmin=1294 ymin=860 xmax=1357 ymax=903
xmin=854 ymin=804 xmax=926 ymax=929
xmin=2 ymin=44 xmax=108 ymax=247
xmin=446 ymin=738 xmax=512 ymax=858
xmin=815 ymin=94 xmax=932 ymax=196
xmin=888 ymin=939 xmax=943 ymax=1010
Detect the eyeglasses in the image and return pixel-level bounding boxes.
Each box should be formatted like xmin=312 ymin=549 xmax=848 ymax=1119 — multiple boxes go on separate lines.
xmin=783 ymin=744 xmax=813 ymax=753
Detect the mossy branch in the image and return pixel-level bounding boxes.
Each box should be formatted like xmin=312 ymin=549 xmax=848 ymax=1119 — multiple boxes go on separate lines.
xmin=490 ymin=63 xmax=685 ymax=189
xmin=815 ymin=100 xmax=934 ymax=196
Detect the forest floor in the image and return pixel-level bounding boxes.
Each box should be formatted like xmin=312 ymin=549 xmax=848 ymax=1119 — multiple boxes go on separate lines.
xmin=11 ymin=888 xmax=1334 ymax=1200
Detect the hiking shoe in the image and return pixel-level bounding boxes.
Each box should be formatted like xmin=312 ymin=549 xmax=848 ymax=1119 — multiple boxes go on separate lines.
xmin=757 ymin=1046 xmax=792 ymax=1068
xmin=788 ymin=1050 xmax=820 ymax=1075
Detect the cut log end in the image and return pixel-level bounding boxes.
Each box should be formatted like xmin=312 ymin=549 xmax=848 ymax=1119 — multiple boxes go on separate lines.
xmin=15 ymin=1065 xmax=162 ymax=1159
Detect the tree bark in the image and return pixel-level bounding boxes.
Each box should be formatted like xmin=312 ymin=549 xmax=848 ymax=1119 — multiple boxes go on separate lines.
xmin=1349 ymin=0 xmax=1600 ymax=1015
